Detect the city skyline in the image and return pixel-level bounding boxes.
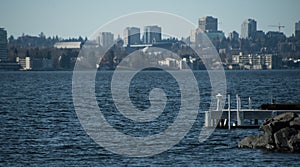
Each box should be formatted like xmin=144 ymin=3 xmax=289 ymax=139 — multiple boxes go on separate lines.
xmin=0 ymin=0 xmax=299 ymax=38
xmin=2 ymin=18 xmax=299 ymax=43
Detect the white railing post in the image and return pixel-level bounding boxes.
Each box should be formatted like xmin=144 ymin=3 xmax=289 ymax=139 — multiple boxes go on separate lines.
xmin=216 ymin=93 xmax=222 ymax=111
xmin=236 ymin=94 xmax=242 ymax=126
xmin=228 ymin=94 xmax=231 ymax=130
xmin=239 ymin=96 xmax=244 ymax=126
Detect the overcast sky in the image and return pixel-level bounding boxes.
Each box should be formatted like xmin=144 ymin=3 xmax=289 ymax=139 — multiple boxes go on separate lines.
xmin=1 ymin=0 xmax=299 ymax=38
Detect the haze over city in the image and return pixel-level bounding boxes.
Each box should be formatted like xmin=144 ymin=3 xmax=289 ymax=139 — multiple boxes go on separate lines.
xmin=1 ymin=0 xmax=300 ymax=38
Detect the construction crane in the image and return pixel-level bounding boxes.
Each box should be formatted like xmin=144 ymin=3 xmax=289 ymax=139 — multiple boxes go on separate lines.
xmin=268 ymin=23 xmax=285 ymax=32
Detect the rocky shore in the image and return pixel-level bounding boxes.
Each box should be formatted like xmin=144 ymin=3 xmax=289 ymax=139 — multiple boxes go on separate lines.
xmin=238 ymin=112 xmax=300 ymax=153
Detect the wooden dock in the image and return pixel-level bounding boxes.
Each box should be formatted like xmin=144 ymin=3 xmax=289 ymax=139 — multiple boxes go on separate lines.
xmin=205 ymin=94 xmax=300 ymax=129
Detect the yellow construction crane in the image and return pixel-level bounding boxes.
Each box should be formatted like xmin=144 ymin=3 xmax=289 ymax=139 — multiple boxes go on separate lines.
xmin=268 ymin=23 xmax=285 ymax=32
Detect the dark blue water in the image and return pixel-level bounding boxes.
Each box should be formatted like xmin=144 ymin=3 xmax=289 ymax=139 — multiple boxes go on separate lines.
xmin=0 ymin=70 xmax=300 ymax=166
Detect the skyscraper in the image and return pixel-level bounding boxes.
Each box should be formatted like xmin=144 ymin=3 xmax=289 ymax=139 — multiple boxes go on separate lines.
xmin=296 ymin=21 xmax=300 ymax=39
xmin=229 ymin=31 xmax=239 ymax=40
xmin=198 ymin=16 xmax=218 ymax=32
xmin=143 ymin=25 xmax=162 ymax=44
xmin=241 ymin=19 xmax=257 ymax=39
xmin=0 ymin=28 xmax=8 ymax=62
xmin=123 ymin=27 xmax=140 ymax=46
xmin=98 ymin=32 xmax=114 ymax=48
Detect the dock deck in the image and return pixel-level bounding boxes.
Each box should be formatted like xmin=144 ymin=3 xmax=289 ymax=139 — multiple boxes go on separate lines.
xmin=205 ymin=109 xmax=300 ymax=129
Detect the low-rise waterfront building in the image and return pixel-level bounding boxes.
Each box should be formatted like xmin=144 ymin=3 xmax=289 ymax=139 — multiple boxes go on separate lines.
xmin=231 ymin=52 xmax=281 ymax=70
xmin=54 ymin=42 xmax=81 ymax=49
xmin=16 ymin=57 xmax=31 ymax=70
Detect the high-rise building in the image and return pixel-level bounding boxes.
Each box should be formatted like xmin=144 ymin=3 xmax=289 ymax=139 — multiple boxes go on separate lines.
xmin=241 ymin=19 xmax=257 ymax=39
xmin=190 ymin=27 xmax=225 ymax=46
xmin=295 ymin=21 xmax=300 ymax=39
xmin=98 ymin=32 xmax=114 ymax=48
xmin=229 ymin=31 xmax=239 ymax=40
xmin=0 ymin=28 xmax=8 ymax=62
xmin=123 ymin=27 xmax=140 ymax=46
xmin=143 ymin=25 xmax=162 ymax=44
xmin=198 ymin=16 xmax=218 ymax=32
xmin=195 ymin=16 xmax=224 ymax=45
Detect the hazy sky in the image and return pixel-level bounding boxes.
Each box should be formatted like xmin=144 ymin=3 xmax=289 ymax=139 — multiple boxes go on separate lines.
xmin=1 ymin=0 xmax=299 ymax=38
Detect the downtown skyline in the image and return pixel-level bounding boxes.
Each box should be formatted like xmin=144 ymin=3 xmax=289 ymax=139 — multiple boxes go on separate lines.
xmin=0 ymin=0 xmax=300 ymax=38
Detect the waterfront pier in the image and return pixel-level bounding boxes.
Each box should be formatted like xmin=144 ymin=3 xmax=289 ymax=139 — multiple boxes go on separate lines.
xmin=205 ymin=94 xmax=300 ymax=129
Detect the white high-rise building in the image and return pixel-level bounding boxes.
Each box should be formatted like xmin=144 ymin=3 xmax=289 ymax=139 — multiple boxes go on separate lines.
xmin=98 ymin=32 xmax=114 ymax=48
xmin=0 ymin=28 xmax=8 ymax=62
xmin=241 ymin=19 xmax=257 ymax=39
xmin=123 ymin=27 xmax=140 ymax=46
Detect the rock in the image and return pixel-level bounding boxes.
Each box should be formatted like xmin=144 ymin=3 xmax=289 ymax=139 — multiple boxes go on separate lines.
xmin=273 ymin=112 xmax=296 ymax=122
xmin=290 ymin=117 xmax=300 ymax=129
xmin=259 ymin=112 xmax=295 ymax=137
xmin=262 ymin=113 xmax=298 ymax=134
xmin=288 ymin=133 xmax=300 ymax=152
xmin=253 ymin=135 xmax=272 ymax=149
xmin=274 ymin=127 xmax=298 ymax=151
xmin=262 ymin=117 xmax=273 ymax=125
xmin=238 ymin=112 xmax=300 ymax=153
xmin=238 ymin=135 xmax=258 ymax=148
xmin=238 ymin=134 xmax=274 ymax=149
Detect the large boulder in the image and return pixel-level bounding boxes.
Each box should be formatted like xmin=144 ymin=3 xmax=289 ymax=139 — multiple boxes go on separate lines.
xmin=274 ymin=127 xmax=298 ymax=151
xmin=238 ymin=134 xmax=274 ymax=150
xmin=238 ymin=112 xmax=300 ymax=153
xmin=238 ymin=135 xmax=258 ymax=148
xmin=288 ymin=133 xmax=300 ymax=152
xmin=290 ymin=117 xmax=300 ymax=129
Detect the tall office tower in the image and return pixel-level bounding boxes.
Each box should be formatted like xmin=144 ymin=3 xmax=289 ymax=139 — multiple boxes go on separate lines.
xmin=123 ymin=27 xmax=140 ymax=46
xmin=198 ymin=16 xmax=218 ymax=32
xmin=241 ymin=19 xmax=257 ymax=39
xmin=0 ymin=28 xmax=8 ymax=62
xmin=229 ymin=31 xmax=239 ymax=40
xmin=295 ymin=21 xmax=300 ymax=39
xmin=98 ymin=32 xmax=114 ymax=48
xmin=143 ymin=25 xmax=162 ymax=44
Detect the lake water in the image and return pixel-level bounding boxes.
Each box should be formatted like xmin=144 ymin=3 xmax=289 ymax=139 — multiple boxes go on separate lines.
xmin=0 ymin=70 xmax=300 ymax=166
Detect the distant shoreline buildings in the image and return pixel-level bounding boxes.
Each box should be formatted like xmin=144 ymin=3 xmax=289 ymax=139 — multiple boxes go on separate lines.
xmin=1 ymin=16 xmax=300 ymax=71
